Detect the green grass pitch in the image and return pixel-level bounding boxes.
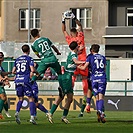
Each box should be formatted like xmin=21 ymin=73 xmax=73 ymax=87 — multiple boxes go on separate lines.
xmin=0 ymin=110 xmax=133 ymax=133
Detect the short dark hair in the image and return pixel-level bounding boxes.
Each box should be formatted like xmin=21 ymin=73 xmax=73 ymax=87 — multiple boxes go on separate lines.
xmin=91 ymin=44 xmax=100 ymax=53
xmin=70 ymin=28 xmax=77 ymax=33
xmin=0 ymin=52 xmax=4 ymax=58
xmin=90 ymin=47 xmax=92 ymax=52
xmin=22 ymin=44 xmax=30 ymax=53
xmin=31 ymin=29 xmax=39 ymax=38
xmin=69 ymin=41 xmax=78 ymax=50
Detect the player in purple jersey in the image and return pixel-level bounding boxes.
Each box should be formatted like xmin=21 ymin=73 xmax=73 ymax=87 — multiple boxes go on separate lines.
xmin=78 ymin=44 xmax=106 ymax=123
xmin=12 ymin=45 xmax=37 ymax=125
xmin=31 ymin=62 xmax=53 ymax=123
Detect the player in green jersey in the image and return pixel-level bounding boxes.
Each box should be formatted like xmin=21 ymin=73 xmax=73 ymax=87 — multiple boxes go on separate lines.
xmin=50 ymin=41 xmax=85 ymax=124
xmin=30 ymin=29 xmax=62 ymax=92
xmin=0 ymin=52 xmax=12 ymax=119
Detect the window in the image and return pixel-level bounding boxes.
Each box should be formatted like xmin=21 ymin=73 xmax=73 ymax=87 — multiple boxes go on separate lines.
xmin=127 ymin=8 xmax=133 ymax=26
xmin=19 ymin=9 xmax=40 ymax=30
xmin=71 ymin=8 xmax=92 ymax=29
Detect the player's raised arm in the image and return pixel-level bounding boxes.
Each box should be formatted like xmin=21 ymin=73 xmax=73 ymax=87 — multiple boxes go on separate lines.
xmin=62 ymin=13 xmax=69 ymax=37
xmin=75 ymin=18 xmax=83 ymax=32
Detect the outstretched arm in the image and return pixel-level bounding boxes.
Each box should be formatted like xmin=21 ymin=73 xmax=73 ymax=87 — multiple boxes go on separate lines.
xmin=75 ymin=18 xmax=83 ymax=32
xmin=1 ymin=71 xmax=12 ymax=77
xmin=62 ymin=21 xmax=69 ymax=37
xmin=77 ymin=62 xmax=89 ymax=70
xmin=62 ymin=12 xmax=69 ymax=37
xmin=73 ymin=58 xmax=85 ymax=65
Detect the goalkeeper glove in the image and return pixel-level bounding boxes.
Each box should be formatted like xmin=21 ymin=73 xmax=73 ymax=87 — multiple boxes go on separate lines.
xmin=71 ymin=13 xmax=75 ymax=19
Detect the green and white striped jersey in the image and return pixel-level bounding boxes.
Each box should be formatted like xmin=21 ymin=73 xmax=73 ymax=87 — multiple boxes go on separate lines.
xmin=65 ymin=51 xmax=77 ymax=73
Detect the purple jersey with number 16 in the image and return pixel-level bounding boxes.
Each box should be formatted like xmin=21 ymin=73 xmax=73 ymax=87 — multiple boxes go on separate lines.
xmin=86 ymin=53 xmax=107 ymax=96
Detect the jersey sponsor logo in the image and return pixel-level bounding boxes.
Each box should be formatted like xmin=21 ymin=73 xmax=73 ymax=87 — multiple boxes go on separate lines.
xmin=67 ymin=64 xmax=76 ymax=69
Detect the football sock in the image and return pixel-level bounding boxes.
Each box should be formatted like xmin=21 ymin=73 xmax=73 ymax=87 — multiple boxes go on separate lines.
xmin=0 ymin=99 xmax=4 ymax=113
xmin=80 ymin=104 xmax=86 ymax=113
xmin=98 ymin=99 xmax=104 ymax=112
xmin=102 ymin=105 xmax=105 ymax=112
xmin=86 ymin=98 xmax=91 ymax=105
xmin=34 ymin=107 xmax=37 ymax=116
xmin=83 ymin=96 xmax=87 ymax=104
xmin=16 ymin=101 xmax=23 ymax=113
xmin=50 ymin=104 xmax=58 ymax=115
xmin=37 ymin=103 xmax=48 ymax=113
xmin=63 ymin=109 xmax=69 ymax=117
xmin=80 ymin=96 xmax=87 ymax=113
xmin=29 ymin=102 xmax=36 ymax=116
xmin=96 ymin=100 xmax=99 ymax=111
xmin=4 ymin=102 xmax=9 ymax=112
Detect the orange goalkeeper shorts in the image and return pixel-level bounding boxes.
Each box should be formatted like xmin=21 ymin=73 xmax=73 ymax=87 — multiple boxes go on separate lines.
xmin=74 ymin=67 xmax=88 ymax=76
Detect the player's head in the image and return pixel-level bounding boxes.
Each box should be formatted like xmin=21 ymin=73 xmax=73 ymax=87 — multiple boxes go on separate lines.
xmin=91 ymin=44 xmax=100 ymax=53
xmin=69 ymin=41 xmax=78 ymax=51
xmin=22 ymin=44 xmax=30 ymax=54
xmin=0 ymin=52 xmax=4 ymax=61
xmin=31 ymin=29 xmax=40 ymax=38
xmin=70 ymin=28 xmax=77 ymax=37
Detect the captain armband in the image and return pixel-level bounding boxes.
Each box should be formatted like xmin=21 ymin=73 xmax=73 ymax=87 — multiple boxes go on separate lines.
xmin=34 ymin=52 xmax=39 ymax=55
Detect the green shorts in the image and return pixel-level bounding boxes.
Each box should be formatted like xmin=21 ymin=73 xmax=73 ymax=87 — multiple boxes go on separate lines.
xmin=37 ymin=60 xmax=61 ymax=75
xmin=0 ymin=86 xmax=6 ymax=94
xmin=58 ymin=71 xmax=73 ymax=94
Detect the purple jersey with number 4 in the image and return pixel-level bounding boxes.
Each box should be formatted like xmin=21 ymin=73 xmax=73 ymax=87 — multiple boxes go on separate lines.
xmin=86 ymin=53 xmax=107 ymax=95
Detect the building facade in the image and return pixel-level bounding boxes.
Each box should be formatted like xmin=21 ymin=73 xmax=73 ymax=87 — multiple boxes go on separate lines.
xmin=0 ymin=0 xmax=133 ymax=57
xmin=0 ymin=0 xmax=108 ymax=43
xmin=104 ymin=0 xmax=133 ymax=57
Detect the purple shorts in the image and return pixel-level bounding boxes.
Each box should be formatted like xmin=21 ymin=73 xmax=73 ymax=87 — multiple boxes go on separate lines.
xmin=91 ymin=78 xmax=107 ymax=96
xmin=15 ymin=83 xmax=33 ymax=97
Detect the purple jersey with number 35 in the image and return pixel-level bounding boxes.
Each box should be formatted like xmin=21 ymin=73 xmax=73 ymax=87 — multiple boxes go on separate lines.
xmin=14 ymin=55 xmax=34 ymax=97
xmin=14 ymin=55 xmax=34 ymax=84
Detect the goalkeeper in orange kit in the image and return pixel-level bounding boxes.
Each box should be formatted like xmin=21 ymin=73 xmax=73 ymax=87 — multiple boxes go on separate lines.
xmin=62 ymin=11 xmax=90 ymax=115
